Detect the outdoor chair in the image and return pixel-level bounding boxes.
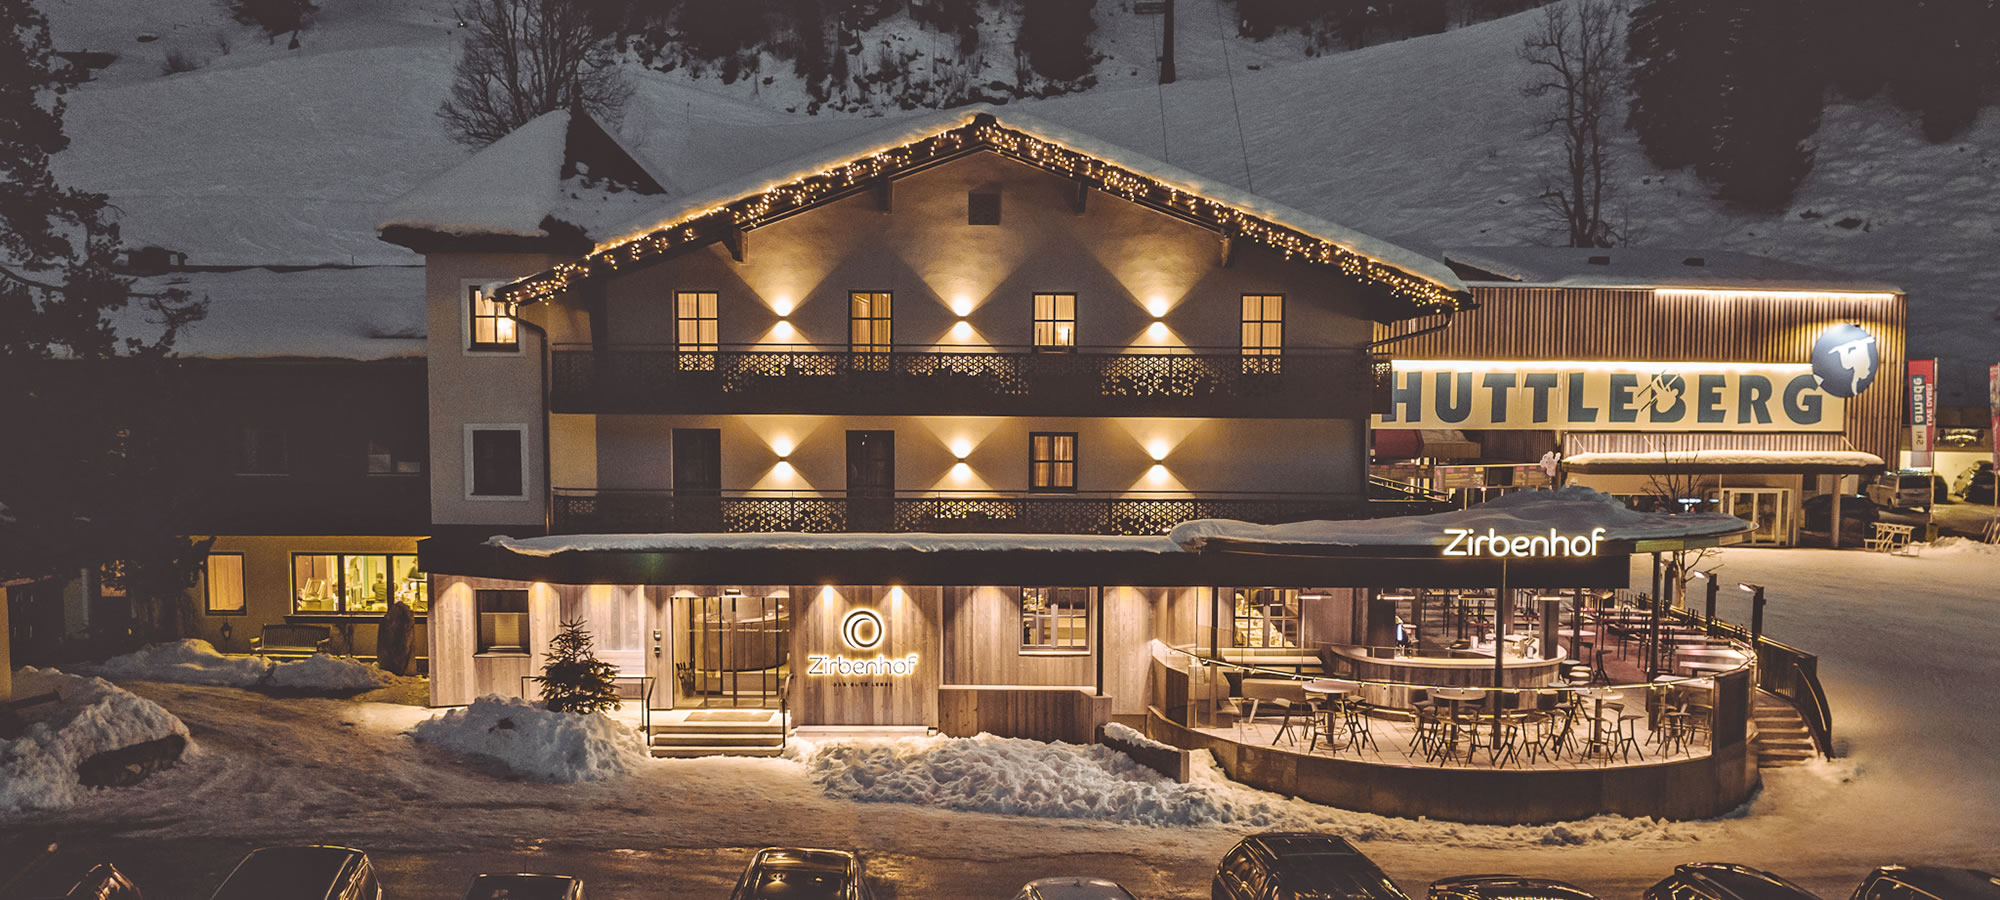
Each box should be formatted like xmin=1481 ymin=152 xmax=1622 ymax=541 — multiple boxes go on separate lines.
xmin=1338 ymin=700 xmax=1376 ymax=752
xmin=1613 ymin=710 xmax=1647 ymax=763
xmin=1411 ymin=704 xmax=1445 ymax=761
xmin=1269 ymin=699 xmax=1312 ymax=747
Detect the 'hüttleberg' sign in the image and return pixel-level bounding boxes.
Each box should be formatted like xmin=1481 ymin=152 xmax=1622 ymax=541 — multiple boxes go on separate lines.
xmin=1373 ymin=362 xmax=1845 ymax=432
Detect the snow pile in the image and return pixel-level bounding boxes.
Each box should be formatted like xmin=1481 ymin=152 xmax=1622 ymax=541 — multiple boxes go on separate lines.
xmin=1102 ymin=722 xmax=1176 ymax=753
xmin=90 ymin=639 xmax=275 ymax=687
xmin=0 ymin=668 xmax=192 ymax=814
xmin=266 ymin=654 xmax=397 ymax=692
xmin=1171 ymin=485 xmax=1748 ymax=550
xmin=410 ymin=696 xmax=651 ymax=782
xmin=1910 ymin=536 xmax=2000 ymax=558
xmin=795 ymin=734 xmax=1702 ymax=845
xmin=88 ymin=640 xmax=403 ymax=693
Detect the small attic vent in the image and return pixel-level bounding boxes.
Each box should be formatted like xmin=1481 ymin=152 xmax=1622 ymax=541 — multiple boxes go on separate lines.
xmin=1586 ymin=255 xmax=1611 ymax=265
xmin=1682 ymin=256 xmax=1707 ymax=267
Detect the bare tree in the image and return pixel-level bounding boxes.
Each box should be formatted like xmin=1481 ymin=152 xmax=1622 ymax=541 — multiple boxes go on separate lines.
xmin=1644 ymin=461 xmax=1721 ymax=609
xmin=1520 ymin=0 xmax=1626 ymax=247
xmin=437 ymin=0 xmax=633 ymax=147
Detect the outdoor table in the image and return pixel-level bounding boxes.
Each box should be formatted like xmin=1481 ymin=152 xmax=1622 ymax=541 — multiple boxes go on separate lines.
xmin=1432 ymin=687 xmax=1488 ymax=763
xmin=1578 ymin=687 xmax=1624 ymax=759
xmin=1682 ymin=661 xmax=1737 ymax=676
xmin=1304 ymin=679 xmax=1360 ymax=751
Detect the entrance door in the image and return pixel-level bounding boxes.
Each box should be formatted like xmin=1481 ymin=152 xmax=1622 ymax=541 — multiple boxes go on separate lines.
xmin=1722 ymin=488 xmax=1790 ymax=545
xmin=672 ymin=428 xmax=722 ymax=531
xmin=846 ymin=430 xmax=895 ymax=531
xmin=676 ymin=594 xmax=790 ymax=708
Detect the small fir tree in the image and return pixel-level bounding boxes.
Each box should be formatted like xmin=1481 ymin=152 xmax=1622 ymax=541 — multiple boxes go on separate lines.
xmin=1624 ymin=0 xmax=1721 ymax=170
xmin=1697 ymin=0 xmax=1822 ymax=211
xmin=534 ymin=618 xmax=622 ymax=714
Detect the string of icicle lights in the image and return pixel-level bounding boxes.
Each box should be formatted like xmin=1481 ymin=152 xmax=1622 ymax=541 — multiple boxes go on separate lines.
xmin=498 ymin=116 xmax=1465 ymax=312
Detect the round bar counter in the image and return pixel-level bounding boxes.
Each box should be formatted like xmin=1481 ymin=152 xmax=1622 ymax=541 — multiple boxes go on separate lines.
xmin=1319 ymin=644 xmax=1566 ymax=710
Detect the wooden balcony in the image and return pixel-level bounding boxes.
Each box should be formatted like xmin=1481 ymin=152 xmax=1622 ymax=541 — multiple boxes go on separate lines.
xmin=551 ymin=489 xmax=1446 ymax=536
xmin=549 ymin=345 xmax=1391 ymax=418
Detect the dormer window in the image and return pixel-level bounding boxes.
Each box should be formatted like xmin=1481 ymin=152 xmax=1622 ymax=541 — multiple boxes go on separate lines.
xmin=468 ymin=285 xmax=517 ymax=351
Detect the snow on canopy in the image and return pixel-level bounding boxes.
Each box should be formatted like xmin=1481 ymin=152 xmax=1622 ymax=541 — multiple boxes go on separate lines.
xmin=488 ymin=532 xmax=1184 ymax=557
xmin=514 ymin=104 xmax=1465 ymax=300
xmin=1169 ymin=486 xmax=1749 ymax=550
xmin=1445 ymin=247 xmax=1904 ymax=294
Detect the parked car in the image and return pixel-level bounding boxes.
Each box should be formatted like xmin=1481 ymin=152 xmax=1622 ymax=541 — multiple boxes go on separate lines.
xmin=1643 ymin=863 xmax=1822 ymax=900
xmin=1867 ymin=471 xmax=1946 ymax=511
xmin=1802 ymin=493 xmax=1879 ymax=541
xmin=28 ymin=863 xmax=143 ymax=900
xmin=1952 ymin=462 xmax=1996 ymax=505
xmin=728 ymin=848 xmax=874 ymax=900
xmin=1212 ymin=832 xmax=1413 ymax=900
xmin=1850 ymin=866 xmax=2000 ymax=900
xmin=464 ymin=873 xmax=585 ymax=900
xmin=1430 ymin=875 xmax=1598 ymax=900
xmin=209 ymin=846 xmax=381 ymax=900
xmin=1013 ymin=877 xmax=1139 ymax=900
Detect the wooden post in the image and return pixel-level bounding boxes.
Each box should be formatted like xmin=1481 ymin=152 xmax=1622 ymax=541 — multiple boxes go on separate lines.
xmin=1160 ymin=0 xmax=1176 ymax=84
xmin=1647 ymin=552 xmax=1663 ymax=680
xmin=1093 ymin=586 xmax=1105 ymax=697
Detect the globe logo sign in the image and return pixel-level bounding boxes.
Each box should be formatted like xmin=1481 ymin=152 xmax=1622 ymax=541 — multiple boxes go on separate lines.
xmin=1811 ymin=323 xmax=1879 ymax=398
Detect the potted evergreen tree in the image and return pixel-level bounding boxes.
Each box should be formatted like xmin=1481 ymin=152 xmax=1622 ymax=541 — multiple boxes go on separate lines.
xmin=533 ymin=618 xmax=622 ymax=714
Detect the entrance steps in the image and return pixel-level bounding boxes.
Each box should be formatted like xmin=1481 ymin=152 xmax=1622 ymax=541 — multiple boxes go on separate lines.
xmin=648 ymin=709 xmax=788 ymax=758
xmin=1752 ymin=692 xmax=1817 ymax=767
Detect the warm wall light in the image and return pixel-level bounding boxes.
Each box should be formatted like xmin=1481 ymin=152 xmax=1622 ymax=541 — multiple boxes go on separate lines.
xmin=772 ymin=297 xmax=796 ymax=316
xmin=949 ymin=439 xmax=973 ymax=460
xmin=1146 ymin=440 xmax=1171 ymax=461
xmin=772 ymin=460 xmax=796 ymax=480
xmin=1146 ymin=321 xmax=1170 ymax=339
xmin=773 ymin=319 xmax=796 ymax=340
xmin=951 ymin=320 xmax=973 ymax=339
xmin=951 ymin=297 xmax=975 ymax=317
xmin=950 ymin=461 xmax=973 ymax=481
xmin=1146 ymin=463 xmax=1170 ymax=484
xmin=772 ymin=436 xmax=795 ymax=458
xmin=1146 ymin=297 xmax=1170 ymax=318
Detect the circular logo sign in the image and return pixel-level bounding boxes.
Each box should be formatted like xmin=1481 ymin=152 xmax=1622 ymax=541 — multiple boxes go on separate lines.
xmin=1811 ymin=323 xmax=1879 ymax=398
xmin=840 ymin=608 xmax=884 ymax=651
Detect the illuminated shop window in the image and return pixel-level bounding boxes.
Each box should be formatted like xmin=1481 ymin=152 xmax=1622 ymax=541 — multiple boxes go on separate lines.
xmin=468 ymin=285 xmax=517 ymax=350
xmin=1233 ymin=588 xmax=1300 ymax=648
xmin=1032 ymin=293 xmax=1076 ymax=351
xmin=292 ymin=553 xmax=428 ymax=614
xmin=204 ymin=553 xmax=246 ymax=615
xmin=1021 ymin=586 xmax=1090 ymax=652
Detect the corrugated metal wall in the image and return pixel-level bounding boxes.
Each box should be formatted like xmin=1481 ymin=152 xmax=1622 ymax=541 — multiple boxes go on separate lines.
xmin=1372 ymin=287 xmax=1908 ymax=464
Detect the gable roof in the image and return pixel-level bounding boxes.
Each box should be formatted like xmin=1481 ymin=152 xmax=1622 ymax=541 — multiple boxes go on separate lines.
xmin=377 ymin=110 xmax=669 ymax=253
xmin=1444 ymin=246 xmax=1903 ymax=295
xmin=491 ymin=106 xmax=1469 ymax=319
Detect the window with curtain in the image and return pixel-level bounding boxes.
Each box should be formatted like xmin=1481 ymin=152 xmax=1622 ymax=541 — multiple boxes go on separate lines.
xmin=204 ymin=554 xmax=245 ymax=615
xmin=292 ymin=553 xmax=428 ymax=614
xmin=1241 ymin=294 xmax=1283 ymax=374
xmin=468 ymin=285 xmax=517 ymax=350
xmin=676 ymin=291 xmax=718 ymax=371
xmin=1029 ymin=432 xmax=1077 ymax=492
xmin=1032 ymin=293 xmax=1076 ymax=351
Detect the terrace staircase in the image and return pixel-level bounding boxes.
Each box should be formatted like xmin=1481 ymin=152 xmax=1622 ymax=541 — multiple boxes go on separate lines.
xmin=648 ymin=709 xmax=788 ymax=758
xmin=1752 ymin=691 xmax=1816 ymax=767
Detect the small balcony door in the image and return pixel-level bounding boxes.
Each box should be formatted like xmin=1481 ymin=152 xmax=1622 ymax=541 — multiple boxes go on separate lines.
xmin=672 ymin=428 xmax=722 ymax=531
xmin=846 ymin=430 xmax=895 ymax=530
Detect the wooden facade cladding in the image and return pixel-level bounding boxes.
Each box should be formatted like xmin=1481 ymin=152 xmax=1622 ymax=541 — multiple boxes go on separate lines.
xmin=1372 ymin=286 xmax=1908 ymax=463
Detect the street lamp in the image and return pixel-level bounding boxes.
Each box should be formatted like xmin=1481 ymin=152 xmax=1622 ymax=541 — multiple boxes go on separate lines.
xmin=1691 ymin=570 xmax=1721 ymax=634
xmin=1739 ymin=582 xmax=1766 ymax=647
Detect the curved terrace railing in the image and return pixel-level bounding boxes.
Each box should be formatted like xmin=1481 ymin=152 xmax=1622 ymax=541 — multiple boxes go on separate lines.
xmin=553 ymin=488 xmax=1444 ymax=536
xmin=550 ymin=344 xmax=1392 ymax=417
xmin=1665 ymin=604 xmax=1834 ymax=757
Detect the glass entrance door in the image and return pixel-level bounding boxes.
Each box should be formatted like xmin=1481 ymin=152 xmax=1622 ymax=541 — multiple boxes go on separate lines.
xmin=676 ymin=594 xmax=790 ymax=708
xmin=1723 ymin=488 xmax=1790 ymax=545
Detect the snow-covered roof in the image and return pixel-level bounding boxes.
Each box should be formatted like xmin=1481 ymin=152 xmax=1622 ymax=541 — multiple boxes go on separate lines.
xmin=113 ymin=267 xmax=425 ymax=360
xmin=1564 ymin=449 xmax=1887 ymax=471
xmin=488 ymin=531 xmax=1184 ymax=558
xmin=1444 ymin=247 xmax=1904 ymax=294
xmin=379 ymin=110 xmax=667 ymax=244
xmin=1169 ymin=486 xmax=1749 ymax=551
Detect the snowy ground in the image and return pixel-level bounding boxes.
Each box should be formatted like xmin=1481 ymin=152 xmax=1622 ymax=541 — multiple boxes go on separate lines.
xmin=3 ymin=543 xmax=1992 ymax=897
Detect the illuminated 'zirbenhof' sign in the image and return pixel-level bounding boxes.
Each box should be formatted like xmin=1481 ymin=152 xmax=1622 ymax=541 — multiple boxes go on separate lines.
xmin=1444 ymin=527 xmax=1606 ymax=558
xmin=809 ymin=607 xmax=920 ymax=678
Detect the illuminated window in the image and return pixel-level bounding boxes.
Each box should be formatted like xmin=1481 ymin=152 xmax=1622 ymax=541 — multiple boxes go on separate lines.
xmin=676 ymin=291 xmax=718 ymax=371
xmin=1233 ymin=588 xmax=1300 ymax=648
xmin=1021 ymin=587 xmax=1090 ymax=652
xmin=850 ymin=291 xmax=892 ymax=366
xmin=1029 ymin=432 xmax=1076 ymax=492
xmin=1032 ymin=293 xmax=1076 ymax=351
xmin=292 ymin=553 xmax=428 ymax=615
xmin=477 ymin=589 xmax=529 ymax=654
xmin=1241 ymin=294 xmax=1283 ymax=373
xmin=203 ymin=553 xmax=246 ymax=615
xmin=468 ymin=285 xmax=517 ymax=350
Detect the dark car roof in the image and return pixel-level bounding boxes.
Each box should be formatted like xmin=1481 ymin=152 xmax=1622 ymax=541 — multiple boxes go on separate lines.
xmin=737 ymin=848 xmax=857 ymax=900
xmin=1675 ymin=864 xmax=1822 ymax=900
xmin=466 ymin=873 xmax=581 ymax=900
xmin=1866 ymin=867 xmax=2000 ymax=900
xmin=212 ymin=847 xmax=368 ymax=900
xmin=1244 ymin=834 xmax=1409 ymax=900
xmin=1432 ymin=875 xmax=1598 ymax=900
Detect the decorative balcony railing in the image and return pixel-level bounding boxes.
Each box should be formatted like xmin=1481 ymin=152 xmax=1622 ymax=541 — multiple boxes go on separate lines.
xmin=551 ymin=488 xmax=1447 ymax=536
xmin=549 ymin=345 xmax=1392 ymax=418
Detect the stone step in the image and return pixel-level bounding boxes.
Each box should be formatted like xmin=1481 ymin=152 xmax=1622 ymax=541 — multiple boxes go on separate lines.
xmin=650 ymin=745 xmax=786 ymax=759
xmin=651 ymin=719 xmax=785 ymax=736
xmin=651 ymin=731 xmax=785 ymax=748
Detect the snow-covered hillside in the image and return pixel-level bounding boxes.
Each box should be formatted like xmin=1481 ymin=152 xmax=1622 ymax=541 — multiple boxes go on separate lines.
xmin=42 ymin=0 xmax=2000 ymax=400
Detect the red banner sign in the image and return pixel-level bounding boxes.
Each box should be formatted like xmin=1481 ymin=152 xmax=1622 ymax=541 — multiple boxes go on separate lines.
xmin=1909 ymin=359 xmax=1937 ymax=469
